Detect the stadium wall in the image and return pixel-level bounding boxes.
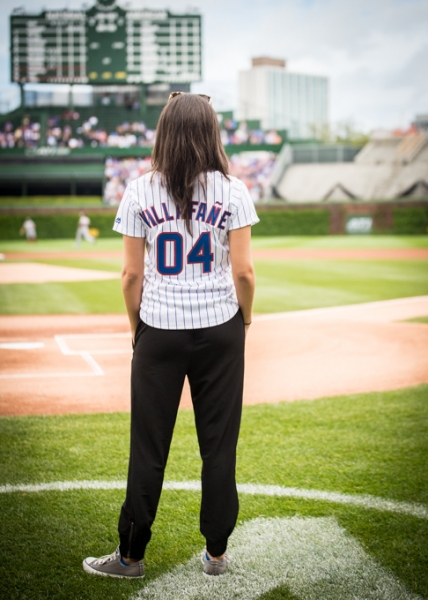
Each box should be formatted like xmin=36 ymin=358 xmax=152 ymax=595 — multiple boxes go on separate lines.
xmin=0 ymin=145 xmax=283 ymax=198
xmin=1 ymin=201 xmax=427 ymax=239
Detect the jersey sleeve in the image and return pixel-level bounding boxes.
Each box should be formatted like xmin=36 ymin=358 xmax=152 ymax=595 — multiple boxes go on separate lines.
xmin=228 ymin=180 xmax=260 ymax=231
xmin=112 ymin=182 xmax=146 ymax=238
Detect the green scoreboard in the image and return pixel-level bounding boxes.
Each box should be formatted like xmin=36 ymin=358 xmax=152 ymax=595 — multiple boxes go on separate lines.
xmin=10 ymin=0 xmax=202 ymax=85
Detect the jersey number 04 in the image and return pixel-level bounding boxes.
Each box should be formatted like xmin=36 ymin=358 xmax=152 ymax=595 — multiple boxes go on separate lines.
xmin=156 ymin=232 xmax=214 ymax=276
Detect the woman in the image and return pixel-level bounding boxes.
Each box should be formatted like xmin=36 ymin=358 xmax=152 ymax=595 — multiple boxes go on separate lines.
xmin=83 ymin=92 xmax=258 ymax=579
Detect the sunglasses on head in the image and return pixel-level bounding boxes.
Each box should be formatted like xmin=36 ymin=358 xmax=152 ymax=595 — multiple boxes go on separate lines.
xmin=168 ymin=91 xmax=212 ymax=105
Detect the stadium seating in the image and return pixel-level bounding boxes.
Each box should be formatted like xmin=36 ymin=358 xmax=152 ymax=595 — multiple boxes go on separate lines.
xmin=275 ymin=136 xmax=428 ymax=202
xmin=103 ymin=154 xmax=277 ymax=204
xmin=0 ymin=107 xmax=283 ymax=150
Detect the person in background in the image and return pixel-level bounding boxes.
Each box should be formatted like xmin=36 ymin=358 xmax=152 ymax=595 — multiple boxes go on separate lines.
xmin=82 ymin=92 xmax=258 ymax=579
xmin=20 ymin=217 xmax=37 ymax=242
xmin=75 ymin=211 xmax=95 ymax=247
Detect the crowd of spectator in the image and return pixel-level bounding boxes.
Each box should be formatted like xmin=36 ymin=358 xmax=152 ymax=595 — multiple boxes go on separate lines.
xmin=104 ymin=157 xmax=153 ymax=205
xmin=103 ymin=153 xmax=276 ymax=205
xmin=0 ymin=112 xmax=157 ymax=149
xmin=1 ymin=113 xmax=282 ymax=150
xmin=228 ymin=152 xmax=277 ymax=201
xmin=0 ymin=112 xmax=279 ymax=203
xmin=46 ymin=114 xmax=157 ymax=149
xmin=220 ymin=117 xmax=283 ymax=146
xmin=0 ymin=115 xmax=41 ymax=148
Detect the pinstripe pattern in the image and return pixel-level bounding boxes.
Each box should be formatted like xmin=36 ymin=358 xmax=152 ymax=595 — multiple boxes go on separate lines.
xmin=113 ymin=171 xmax=259 ymax=330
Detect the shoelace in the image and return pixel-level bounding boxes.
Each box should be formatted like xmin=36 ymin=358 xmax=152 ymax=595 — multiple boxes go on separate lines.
xmin=206 ymin=552 xmax=230 ymax=564
xmin=93 ymin=550 xmax=118 ymax=565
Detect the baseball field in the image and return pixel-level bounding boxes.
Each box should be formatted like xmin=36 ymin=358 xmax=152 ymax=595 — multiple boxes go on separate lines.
xmin=0 ymin=234 xmax=427 ymax=600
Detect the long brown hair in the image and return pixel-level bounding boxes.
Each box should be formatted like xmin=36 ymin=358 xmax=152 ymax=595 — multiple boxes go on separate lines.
xmin=151 ymin=94 xmax=229 ymax=233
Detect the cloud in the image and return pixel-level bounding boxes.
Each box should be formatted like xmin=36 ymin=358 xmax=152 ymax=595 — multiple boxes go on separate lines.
xmin=246 ymin=0 xmax=428 ymax=128
xmin=0 ymin=0 xmax=426 ymax=129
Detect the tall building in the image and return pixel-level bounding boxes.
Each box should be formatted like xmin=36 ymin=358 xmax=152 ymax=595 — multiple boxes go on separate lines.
xmin=238 ymin=57 xmax=329 ymax=140
xmin=413 ymin=114 xmax=428 ymax=133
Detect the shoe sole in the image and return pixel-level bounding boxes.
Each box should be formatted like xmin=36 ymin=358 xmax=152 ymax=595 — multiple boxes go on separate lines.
xmin=200 ymin=555 xmax=228 ymax=576
xmin=82 ymin=559 xmax=145 ymax=579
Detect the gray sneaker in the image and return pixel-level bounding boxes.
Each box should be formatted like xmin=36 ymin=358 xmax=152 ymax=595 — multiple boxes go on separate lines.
xmin=82 ymin=546 xmax=145 ymax=579
xmin=201 ymin=550 xmax=230 ymax=576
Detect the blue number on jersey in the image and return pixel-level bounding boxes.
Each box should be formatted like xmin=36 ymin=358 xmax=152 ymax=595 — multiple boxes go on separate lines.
xmin=157 ymin=232 xmax=183 ymax=275
xmin=157 ymin=231 xmax=213 ymax=275
xmin=187 ymin=232 xmax=214 ymax=273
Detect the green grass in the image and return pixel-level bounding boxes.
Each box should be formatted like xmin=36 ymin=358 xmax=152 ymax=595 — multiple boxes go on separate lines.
xmin=1 ymin=387 xmax=426 ymax=501
xmin=33 ymin=257 xmax=122 ymax=271
xmin=2 ymin=235 xmax=428 ymax=254
xmin=0 ymin=238 xmax=123 ymax=254
xmin=0 ymin=235 xmax=427 ymax=598
xmin=253 ymin=259 xmax=428 ymax=313
xmin=1 ymin=385 xmax=427 ymax=599
xmin=0 ymin=280 xmax=123 ymax=314
xmin=0 ymin=195 xmax=103 ymax=207
xmin=406 ymin=316 xmax=428 ymax=324
xmin=251 ymin=235 xmax=428 ymax=249
xmin=1 ymin=236 xmax=427 ymax=315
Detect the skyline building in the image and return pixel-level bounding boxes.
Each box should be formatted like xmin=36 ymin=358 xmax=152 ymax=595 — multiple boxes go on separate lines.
xmin=238 ymin=57 xmax=329 ymax=140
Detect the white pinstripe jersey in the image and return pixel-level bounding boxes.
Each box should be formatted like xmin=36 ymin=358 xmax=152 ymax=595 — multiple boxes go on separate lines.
xmin=113 ymin=170 xmax=259 ymax=330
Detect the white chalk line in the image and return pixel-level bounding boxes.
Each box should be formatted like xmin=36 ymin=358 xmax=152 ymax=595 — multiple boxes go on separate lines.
xmin=0 ymin=371 xmax=102 ymax=380
xmin=54 ymin=332 xmax=132 ymax=355
xmin=1 ymin=479 xmax=426 ymax=520
xmin=135 ymin=517 xmax=423 ymax=600
xmin=0 ymin=333 xmax=131 ymax=379
xmin=2 ymin=297 xmax=427 ymax=379
xmin=0 ymin=342 xmax=45 ymax=350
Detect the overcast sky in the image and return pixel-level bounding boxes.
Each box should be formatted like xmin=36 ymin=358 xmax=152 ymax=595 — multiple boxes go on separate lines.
xmin=1 ymin=0 xmax=427 ymax=132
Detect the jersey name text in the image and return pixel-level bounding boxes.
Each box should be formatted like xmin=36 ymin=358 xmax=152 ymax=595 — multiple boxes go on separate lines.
xmin=139 ymin=201 xmax=232 ymax=231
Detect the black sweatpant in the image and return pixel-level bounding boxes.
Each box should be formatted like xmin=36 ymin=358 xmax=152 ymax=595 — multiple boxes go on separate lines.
xmin=118 ymin=310 xmax=245 ymax=560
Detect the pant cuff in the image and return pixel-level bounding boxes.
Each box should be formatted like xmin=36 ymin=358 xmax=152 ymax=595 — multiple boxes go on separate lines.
xmin=206 ymin=540 xmax=227 ymax=557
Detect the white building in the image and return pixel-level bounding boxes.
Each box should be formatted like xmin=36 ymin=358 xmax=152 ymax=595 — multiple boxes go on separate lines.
xmin=238 ymin=57 xmax=329 ymax=140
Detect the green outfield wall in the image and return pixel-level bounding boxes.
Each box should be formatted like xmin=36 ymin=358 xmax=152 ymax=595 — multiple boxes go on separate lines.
xmin=1 ymin=202 xmax=427 ymax=239
xmin=0 ymin=210 xmax=330 ymax=239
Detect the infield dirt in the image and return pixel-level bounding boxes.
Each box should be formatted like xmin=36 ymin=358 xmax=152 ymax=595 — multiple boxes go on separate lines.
xmin=1 ymin=297 xmax=427 ymax=416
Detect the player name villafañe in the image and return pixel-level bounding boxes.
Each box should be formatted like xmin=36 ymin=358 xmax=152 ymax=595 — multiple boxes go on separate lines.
xmin=137 ymin=201 xmax=231 ymax=231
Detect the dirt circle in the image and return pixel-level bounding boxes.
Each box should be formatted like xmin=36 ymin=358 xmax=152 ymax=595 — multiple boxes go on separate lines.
xmin=0 ymin=297 xmax=427 ymax=416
